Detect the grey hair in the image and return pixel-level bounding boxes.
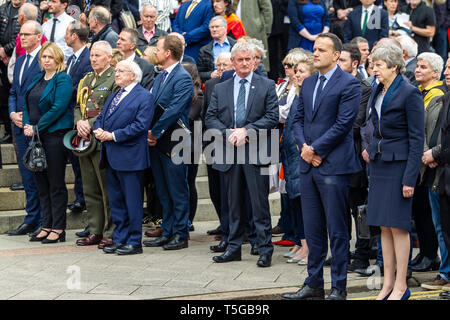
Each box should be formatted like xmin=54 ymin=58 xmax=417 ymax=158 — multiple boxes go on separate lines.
xmin=23 ymin=20 xmax=43 ymax=35
xmin=372 ymin=43 xmax=406 ymax=74
xmin=247 ymin=38 xmax=267 ymax=59
xmin=230 ymin=41 xmax=255 ymax=58
xmin=209 ymin=15 xmax=227 ymax=28
xmin=19 ymin=3 xmax=39 ymax=21
xmin=417 ymin=52 xmax=444 ymax=79
xmin=90 ymin=6 xmax=111 ymax=26
xmin=397 ymin=35 xmax=418 ymax=58
xmin=141 ymin=4 xmax=157 ymax=14
xmin=215 ymin=51 xmax=231 ymax=66
xmin=91 ymin=40 xmax=113 ymax=55
xmin=283 ymin=47 xmax=311 ymax=65
xmin=116 ymin=60 xmax=143 ymax=84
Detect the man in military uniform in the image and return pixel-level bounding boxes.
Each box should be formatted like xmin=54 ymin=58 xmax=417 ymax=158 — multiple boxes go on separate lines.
xmin=75 ymin=40 xmax=119 ymax=248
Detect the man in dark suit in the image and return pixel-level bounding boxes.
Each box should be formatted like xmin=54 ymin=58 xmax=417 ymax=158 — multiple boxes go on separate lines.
xmin=398 ymin=35 xmax=419 ymax=86
xmin=136 ymin=4 xmax=168 ymax=53
xmin=197 ymin=16 xmax=236 ymax=83
xmin=205 ymin=41 xmax=279 ymax=267
xmin=172 ymin=0 xmax=215 ymax=62
xmin=143 ymin=35 xmax=194 ymax=251
xmin=283 ymin=33 xmax=362 ymax=300
xmin=438 ymin=58 xmax=450 ymax=299
xmin=6 ymin=20 xmax=43 ymax=236
xmin=93 ymin=60 xmax=154 ymax=255
xmin=344 ymin=0 xmax=389 ymax=49
xmin=116 ymin=28 xmax=155 ymax=90
xmin=64 ymin=20 xmax=92 ymax=215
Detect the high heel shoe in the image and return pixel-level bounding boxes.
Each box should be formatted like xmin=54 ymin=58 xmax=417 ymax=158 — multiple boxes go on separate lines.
xmin=41 ymin=230 xmax=66 ymax=243
xmin=29 ymin=229 xmax=51 ymax=242
xmin=381 ymin=290 xmax=393 ymax=300
xmin=400 ymin=288 xmax=411 ymax=300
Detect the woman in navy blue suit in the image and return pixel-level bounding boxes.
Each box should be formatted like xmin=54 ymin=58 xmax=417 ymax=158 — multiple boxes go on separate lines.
xmin=23 ymin=42 xmax=73 ymax=244
xmin=365 ymin=43 xmax=425 ymax=300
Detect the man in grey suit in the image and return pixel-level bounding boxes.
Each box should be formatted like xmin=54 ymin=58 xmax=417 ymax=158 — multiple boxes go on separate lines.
xmin=205 ymin=41 xmax=279 ymax=267
xmin=117 ymin=28 xmax=155 ymax=90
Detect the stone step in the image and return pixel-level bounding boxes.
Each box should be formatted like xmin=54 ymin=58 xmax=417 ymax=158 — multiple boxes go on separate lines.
xmin=0 ymin=164 xmax=76 ymax=187
xmin=0 ymin=193 xmax=281 ymax=234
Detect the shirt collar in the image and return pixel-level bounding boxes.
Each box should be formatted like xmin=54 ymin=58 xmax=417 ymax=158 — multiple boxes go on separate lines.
xmin=27 ymin=45 xmax=41 ymax=59
xmin=164 ymin=61 xmax=179 ymax=76
xmin=235 ymin=72 xmax=253 ymax=85
xmin=126 ymin=52 xmax=136 ymax=62
xmin=363 ymin=4 xmax=374 ymax=13
xmin=319 ymin=64 xmax=338 ymax=81
xmin=74 ymin=45 xmax=86 ymax=59
xmin=214 ymin=38 xmax=230 ymax=47
xmin=419 ymin=80 xmax=444 ymax=92
xmin=142 ymin=26 xmax=156 ymax=35
xmin=123 ymin=82 xmax=137 ymax=93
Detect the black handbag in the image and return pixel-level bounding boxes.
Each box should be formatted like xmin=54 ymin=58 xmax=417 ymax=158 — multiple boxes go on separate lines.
xmin=23 ymin=125 xmax=47 ymax=172
xmin=356 ymin=204 xmax=381 ymax=240
xmin=150 ymin=104 xmax=191 ymax=158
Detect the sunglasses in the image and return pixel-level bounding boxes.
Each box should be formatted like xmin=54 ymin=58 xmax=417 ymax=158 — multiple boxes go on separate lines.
xmin=284 ymin=63 xmax=296 ymax=68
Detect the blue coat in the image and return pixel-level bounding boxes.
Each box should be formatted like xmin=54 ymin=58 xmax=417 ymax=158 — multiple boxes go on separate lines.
xmin=172 ymin=0 xmax=214 ymax=62
xmin=292 ymin=65 xmax=362 ymax=175
xmin=22 ymin=71 xmax=73 ymax=134
xmin=94 ymin=84 xmax=155 ymax=172
xmin=150 ymin=63 xmax=194 ymax=139
xmin=8 ymin=51 xmax=42 ymax=118
xmin=368 ymin=74 xmax=425 ymax=187
xmin=281 ymin=96 xmax=302 ymax=199
xmin=344 ymin=5 xmax=389 ymax=49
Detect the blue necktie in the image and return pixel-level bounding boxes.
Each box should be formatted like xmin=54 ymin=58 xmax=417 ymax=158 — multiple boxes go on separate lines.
xmin=358 ymin=65 xmax=366 ymax=79
xmin=235 ymin=78 xmax=247 ymax=128
xmin=313 ymin=75 xmax=326 ymax=111
xmin=21 ymin=54 xmax=31 ymax=85
xmin=109 ymin=88 xmax=125 ymax=115
xmin=158 ymin=70 xmax=168 ymax=90
xmin=371 ymin=76 xmax=378 ymax=88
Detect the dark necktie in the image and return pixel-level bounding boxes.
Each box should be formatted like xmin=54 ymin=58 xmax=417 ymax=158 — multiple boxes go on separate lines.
xmin=158 ymin=70 xmax=168 ymax=90
xmin=68 ymin=55 xmax=76 ymax=75
xmin=50 ymin=18 xmax=58 ymax=42
xmin=21 ymin=54 xmax=31 ymax=85
xmin=314 ymin=75 xmax=326 ymax=111
xmin=235 ymin=78 xmax=247 ymax=128
xmin=109 ymin=88 xmax=125 ymax=115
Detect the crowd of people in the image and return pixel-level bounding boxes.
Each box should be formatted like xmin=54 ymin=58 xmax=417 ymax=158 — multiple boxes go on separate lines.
xmin=0 ymin=0 xmax=449 ymax=300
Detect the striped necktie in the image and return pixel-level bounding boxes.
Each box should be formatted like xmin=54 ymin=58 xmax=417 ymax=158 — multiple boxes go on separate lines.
xmin=235 ymin=78 xmax=247 ymax=128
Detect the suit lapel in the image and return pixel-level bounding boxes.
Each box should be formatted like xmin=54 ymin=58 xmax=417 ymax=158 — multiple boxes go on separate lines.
xmin=244 ymin=74 xmax=258 ymax=121
xmin=21 ymin=54 xmax=40 ymax=87
xmin=312 ymin=67 xmax=342 ymax=120
xmin=226 ymin=77 xmax=235 ymax=127
xmin=155 ymin=63 xmax=179 ymax=102
xmin=39 ymin=73 xmax=56 ymax=104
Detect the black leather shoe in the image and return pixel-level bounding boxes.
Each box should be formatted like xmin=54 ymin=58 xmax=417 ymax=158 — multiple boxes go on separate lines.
xmin=75 ymin=226 xmax=90 ymax=238
xmin=282 ymin=284 xmax=325 ymax=300
xmin=410 ymin=256 xmax=441 ymax=272
xmin=28 ymin=225 xmax=42 ymax=237
xmin=103 ymin=243 xmax=123 ymax=254
xmin=250 ymin=244 xmax=259 ymax=256
xmin=163 ymin=234 xmax=188 ymax=250
xmin=10 ymin=183 xmax=24 ymax=191
xmin=207 ymin=226 xmax=221 ymax=235
xmin=257 ymin=254 xmax=271 ymax=267
xmin=210 ymin=240 xmax=228 ymax=252
xmin=410 ymin=253 xmax=424 ymax=267
xmin=326 ymin=288 xmax=347 ymax=300
xmin=6 ymin=223 xmax=38 ymax=236
xmin=143 ymin=235 xmax=170 ymax=247
xmin=347 ymin=259 xmax=369 ymax=272
xmin=69 ymin=201 xmax=86 ymax=213
xmin=116 ymin=245 xmax=143 ymax=255
xmin=354 ymin=263 xmax=384 ymax=277
xmin=213 ymin=250 xmax=241 ymax=263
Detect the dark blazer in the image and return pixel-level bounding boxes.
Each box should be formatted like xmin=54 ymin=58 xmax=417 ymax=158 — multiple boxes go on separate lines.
xmin=438 ymin=92 xmax=450 ymax=195
xmin=197 ymin=36 xmax=237 ymax=83
xmin=292 ymin=65 xmax=362 ymax=175
xmin=22 ymin=72 xmax=73 ymax=134
xmin=8 ymin=50 xmax=42 ymax=116
xmin=94 ymin=84 xmax=155 ymax=171
xmin=367 ymin=74 xmax=425 ymax=187
xmin=136 ymin=26 xmax=168 ymax=53
xmin=204 ymin=72 xmax=279 ymax=172
xmin=66 ymin=46 xmax=93 ymax=108
xmin=150 ymin=62 xmax=194 ymax=139
xmin=90 ymin=25 xmax=118 ymax=49
xmin=133 ymin=55 xmax=155 ymax=90
xmin=344 ymin=5 xmax=389 ymax=49
xmin=172 ymin=0 xmax=215 ymax=62
xmin=404 ymin=57 xmax=418 ymax=86
xmin=182 ymin=54 xmax=196 ymax=64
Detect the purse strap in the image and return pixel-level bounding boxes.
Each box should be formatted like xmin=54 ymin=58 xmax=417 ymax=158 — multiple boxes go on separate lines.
xmin=33 ymin=125 xmax=41 ymax=144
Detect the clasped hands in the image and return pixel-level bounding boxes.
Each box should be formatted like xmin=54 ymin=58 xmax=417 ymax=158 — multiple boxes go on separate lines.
xmin=228 ymin=128 xmax=248 ymax=147
xmin=23 ymin=124 xmax=34 ymax=137
xmin=301 ymin=143 xmax=322 ymax=167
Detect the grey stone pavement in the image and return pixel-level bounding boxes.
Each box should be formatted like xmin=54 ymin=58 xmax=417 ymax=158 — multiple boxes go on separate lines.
xmin=0 ymin=217 xmax=437 ymax=300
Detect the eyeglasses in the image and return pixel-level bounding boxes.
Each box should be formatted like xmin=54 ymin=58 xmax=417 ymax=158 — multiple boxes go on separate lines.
xmin=19 ymin=33 xmax=38 ymax=37
xmin=284 ymin=63 xmax=296 ymax=68
xmin=115 ymin=68 xmax=132 ymax=74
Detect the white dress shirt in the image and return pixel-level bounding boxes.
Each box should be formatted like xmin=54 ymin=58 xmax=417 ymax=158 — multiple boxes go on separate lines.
xmin=19 ymin=45 xmax=41 ymax=85
xmin=360 ymin=4 xmax=374 ymax=30
xmin=42 ymin=12 xmax=75 ymax=63
xmin=66 ymin=45 xmax=86 ymax=74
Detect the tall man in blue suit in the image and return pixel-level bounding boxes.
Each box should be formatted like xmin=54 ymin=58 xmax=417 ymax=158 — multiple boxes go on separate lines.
xmin=282 ymin=33 xmax=362 ymax=300
xmin=144 ymin=35 xmax=194 ymax=251
xmin=65 ymin=20 xmax=92 ymax=215
xmin=205 ymin=41 xmax=279 ymax=268
xmin=6 ymin=20 xmax=43 ymax=236
xmin=344 ymin=0 xmax=389 ymax=49
xmin=172 ymin=0 xmax=214 ymax=62
xmin=93 ymin=60 xmax=154 ymax=255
